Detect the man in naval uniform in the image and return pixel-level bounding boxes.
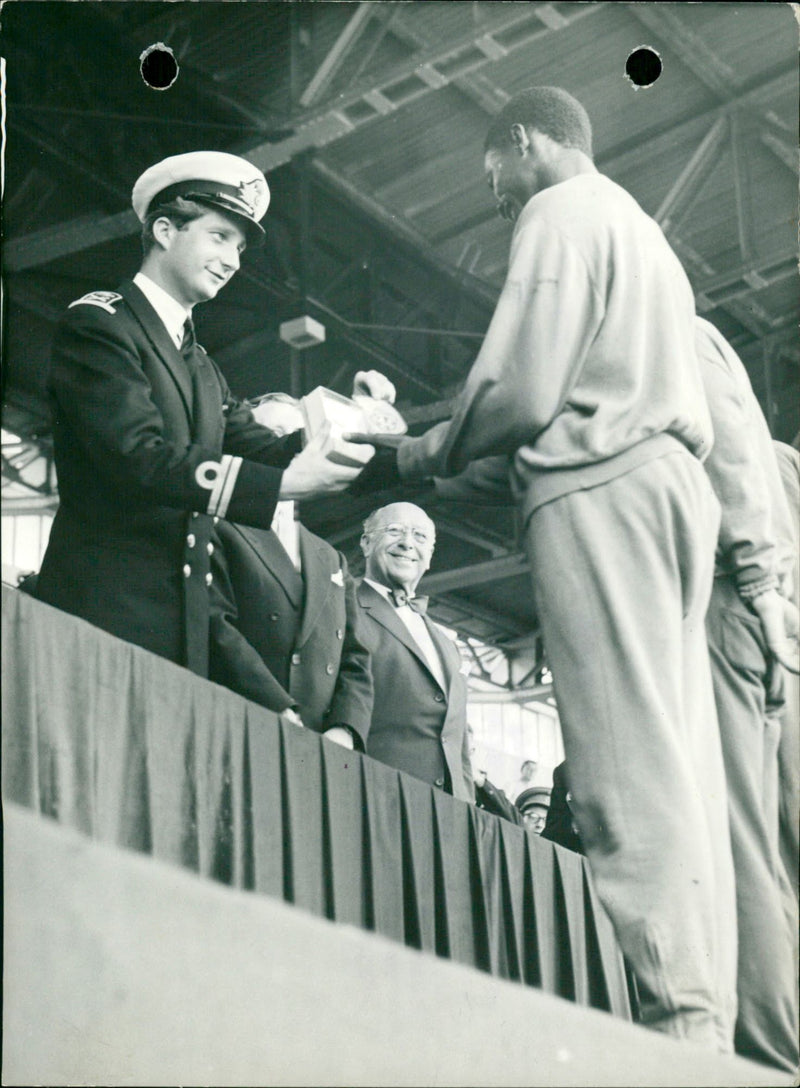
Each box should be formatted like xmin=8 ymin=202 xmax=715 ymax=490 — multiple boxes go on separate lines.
xmin=36 ymin=151 xmax=377 ymax=676
xmin=355 ymin=501 xmax=474 ymax=802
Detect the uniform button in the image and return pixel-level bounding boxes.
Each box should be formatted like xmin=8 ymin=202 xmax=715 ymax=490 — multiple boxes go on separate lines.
xmin=192 ymin=511 xmax=199 ymax=519
xmin=434 ymin=692 xmax=445 ymax=703
xmin=205 ymin=572 xmax=213 ymax=586
xmin=207 ymin=541 xmax=214 ymax=556
xmin=435 ymin=777 xmax=445 ymax=788
xmin=291 ymin=653 xmax=301 ymax=666
xmin=269 ymin=612 xmax=279 ymax=622
xmin=187 ymin=533 xmax=196 ymax=548
xmin=183 ymin=564 xmax=192 ymax=578
xmin=213 ymin=516 xmax=219 ymax=525
xmin=325 ymin=663 xmax=334 ymax=675
xmin=336 ymin=628 xmax=343 ymax=640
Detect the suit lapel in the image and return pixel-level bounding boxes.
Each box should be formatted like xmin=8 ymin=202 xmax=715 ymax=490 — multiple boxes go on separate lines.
xmin=358 ymin=580 xmax=446 ymax=689
xmin=295 ymin=527 xmax=337 ymax=649
xmin=121 ymin=280 xmax=194 ymax=422
xmin=426 ymin=618 xmax=457 ymax=698
xmin=236 ymin=525 xmax=303 ymax=609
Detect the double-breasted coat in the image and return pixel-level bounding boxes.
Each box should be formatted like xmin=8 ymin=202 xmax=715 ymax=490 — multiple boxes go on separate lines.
xmin=355 ymin=580 xmax=475 ymax=801
xmin=36 ymin=279 xmax=299 ymax=674
xmin=208 ymin=521 xmax=372 ymax=746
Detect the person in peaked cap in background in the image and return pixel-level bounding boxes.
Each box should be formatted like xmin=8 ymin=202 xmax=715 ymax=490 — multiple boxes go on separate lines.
xmin=35 ymin=150 xmax=385 ymax=676
xmin=515 ymin=787 xmax=551 ymax=835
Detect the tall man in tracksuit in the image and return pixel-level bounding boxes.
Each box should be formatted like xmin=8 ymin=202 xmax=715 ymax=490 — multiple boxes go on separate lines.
xmin=369 ymin=87 xmax=738 ymax=1052
xmin=697 ymin=316 xmax=799 ymax=1072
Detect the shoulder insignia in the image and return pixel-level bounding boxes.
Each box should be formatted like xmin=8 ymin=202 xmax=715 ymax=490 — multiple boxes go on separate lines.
xmin=68 ymin=291 xmax=123 ymax=314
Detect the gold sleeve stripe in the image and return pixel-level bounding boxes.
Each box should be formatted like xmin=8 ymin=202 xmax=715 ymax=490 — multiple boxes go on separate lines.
xmin=214 ymin=454 xmax=241 ymax=519
xmin=194 ymin=455 xmax=242 ymax=518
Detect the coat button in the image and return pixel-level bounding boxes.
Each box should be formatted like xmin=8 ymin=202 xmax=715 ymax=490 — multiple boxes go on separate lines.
xmin=291 ymin=653 xmax=301 ymax=666
xmin=205 ymin=572 xmax=213 ymax=586
xmin=207 ymin=542 xmax=214 ymax=555
xmin=187 ymin=534 xmax=196 ymax=548
xmin=269 ymin=612 xmax=279 ymax=622
xmin=183 ymin=564 xmax=192 ymax=578
xmin=325 ymin=663 xmax=334 ymax=675
xmin=336 ymin=628 xmax=343 ymax=640
xmin=213 ymin=516 xmax=219 ymax=525
xmin=435 ymin=777 xmax=445 ymax=788
xmin=192 ymin=511 xmax=199 ymax=519
xmin=434 ymin=692 xmax=445 ymax=703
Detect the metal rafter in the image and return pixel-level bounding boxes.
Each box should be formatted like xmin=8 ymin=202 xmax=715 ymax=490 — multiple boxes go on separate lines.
xmin=238 ymin=3 xmax=607 ymax=174
xmin=421 ymin=554 xmax=529 ymax=594
xmin=6 ymin=56 xmax=793 ymax=276
xmin=627 ymin=5 xmax=743 ymax=100
xmin=654 ymin=116 xmax=729 ymax=235
xmin=299 ymin=3 xmax=377 ymax=108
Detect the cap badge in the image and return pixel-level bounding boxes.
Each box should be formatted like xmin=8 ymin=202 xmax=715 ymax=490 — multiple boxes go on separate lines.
xmin=237 ymin=178 xmax=266 ymax=216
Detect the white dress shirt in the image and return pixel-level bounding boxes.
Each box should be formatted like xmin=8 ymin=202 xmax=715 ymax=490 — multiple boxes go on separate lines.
xmin=364 ymin=578 xmax=446 ymax=691
xmin=133 ymin=272 xmax=191 ymax=349
xmin=271 ymin=500 xmax=301 ymax=571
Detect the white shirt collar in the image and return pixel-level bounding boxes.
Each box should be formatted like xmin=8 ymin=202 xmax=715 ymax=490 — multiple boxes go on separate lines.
xmin=364 ymin=578 xmax=418 ymax=603
xmin=133 ymin=272 xmax=191 ymax=349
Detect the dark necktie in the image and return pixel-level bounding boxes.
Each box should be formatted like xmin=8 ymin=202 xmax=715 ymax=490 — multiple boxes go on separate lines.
xmin=390 ymin=588 xmax=428 ymax=615
xmin=180 ymin=317 xmax=198 ymax=374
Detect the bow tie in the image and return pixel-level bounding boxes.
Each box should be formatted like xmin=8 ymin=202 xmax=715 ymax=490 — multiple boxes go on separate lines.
xmin=390 ymin=588 xmax=428 ymax=615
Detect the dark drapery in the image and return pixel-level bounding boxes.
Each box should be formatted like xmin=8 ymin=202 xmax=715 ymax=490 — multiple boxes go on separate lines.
xmin=2 ymin=584 xmax=631 ymax=1018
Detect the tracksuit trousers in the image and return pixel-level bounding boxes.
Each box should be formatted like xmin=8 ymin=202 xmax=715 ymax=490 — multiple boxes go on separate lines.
xmin=524 ymin=448 xmax=738 ymax=1053
xmin=706 ymin=576 xmax=799 ymax=1072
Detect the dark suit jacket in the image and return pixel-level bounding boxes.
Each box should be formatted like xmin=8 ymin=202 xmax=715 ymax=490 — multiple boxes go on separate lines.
xmin=208 ymin=522 xmax=372 ymax=747
xmin=36 ymin=279 xmax=300 ymax=674
xmin=475 ymin=777 xmax=523 ymax=824
xmin=541 ymin=761 xmax=584 ymax=854
xmin=356 ymin=580 xmax=475 ymax=802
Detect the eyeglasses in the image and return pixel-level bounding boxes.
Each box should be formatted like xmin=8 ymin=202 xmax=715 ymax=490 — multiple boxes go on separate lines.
xmin=368 ymin=523 xmax=434 ymax=546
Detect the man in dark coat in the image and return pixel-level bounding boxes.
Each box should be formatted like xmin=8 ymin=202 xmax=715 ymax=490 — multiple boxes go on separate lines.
xmin=207 ymin=395 xmax=372 ymax=751
xmin=208 ymin=520 xmax=371 ymax=750
xmin=356 ymin=502 xmax=474 ymax=802
xmin=35 ymin=151 xmax=375 ymax=675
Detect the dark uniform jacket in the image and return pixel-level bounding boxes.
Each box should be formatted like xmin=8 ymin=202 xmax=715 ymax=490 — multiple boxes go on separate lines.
xmin=475 ymin=777 xmax=523 ymax=824
xmin=356 ymin=580 xmax=475 ymax=802
xmin=36 ymin=279 xmax=300 ymax=674
xmin=208 ymin=521 xmax=372 ymax=747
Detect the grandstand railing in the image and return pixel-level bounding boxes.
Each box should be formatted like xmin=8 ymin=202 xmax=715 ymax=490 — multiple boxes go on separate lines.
xmin=2 ymin=583 xmax=632 ymax=1018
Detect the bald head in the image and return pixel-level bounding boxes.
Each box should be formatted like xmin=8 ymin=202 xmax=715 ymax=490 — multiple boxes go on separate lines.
xmin=361 ymin=502 xmax=436 ymax=594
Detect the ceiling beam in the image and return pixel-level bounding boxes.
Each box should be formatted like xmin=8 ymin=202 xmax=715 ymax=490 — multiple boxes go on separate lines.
xmin=760 ymin=131 xmax=798 ymax=174
xmin=427 ymin=595 xmax=529 ymax=643
xmin=4 ymin=210 xmax=139 ymax=273
xmin=693 ymin=248 xmax=798 ymax=311
xmin=654 ymin=116 xmax=729 ymax=234
xmin=628 ymin=5 xmax=743 ymax=99
xmin=7 ymin=119 xmax=129 ymax=206
xmin=241 ymin=3 xmax=606 ymax=173
xmin=299 ymin=2 xmax=376 ymax=108
xmin=433 ymin=516 xmax=511 ymax=558
xmin=729 ymin=112 xmax=757 ymax=264
xmin=6 ymin=51 xmax=793 ymax=281
xmin=86 ymin=2 xmax=291 ymax=138
xmin=421 ymin=553 xmax=529 ymax=593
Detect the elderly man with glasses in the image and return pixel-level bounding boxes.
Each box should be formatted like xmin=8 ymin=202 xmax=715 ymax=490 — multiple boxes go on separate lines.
xmin=356 ymin=502 xmax=474 ymax=801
